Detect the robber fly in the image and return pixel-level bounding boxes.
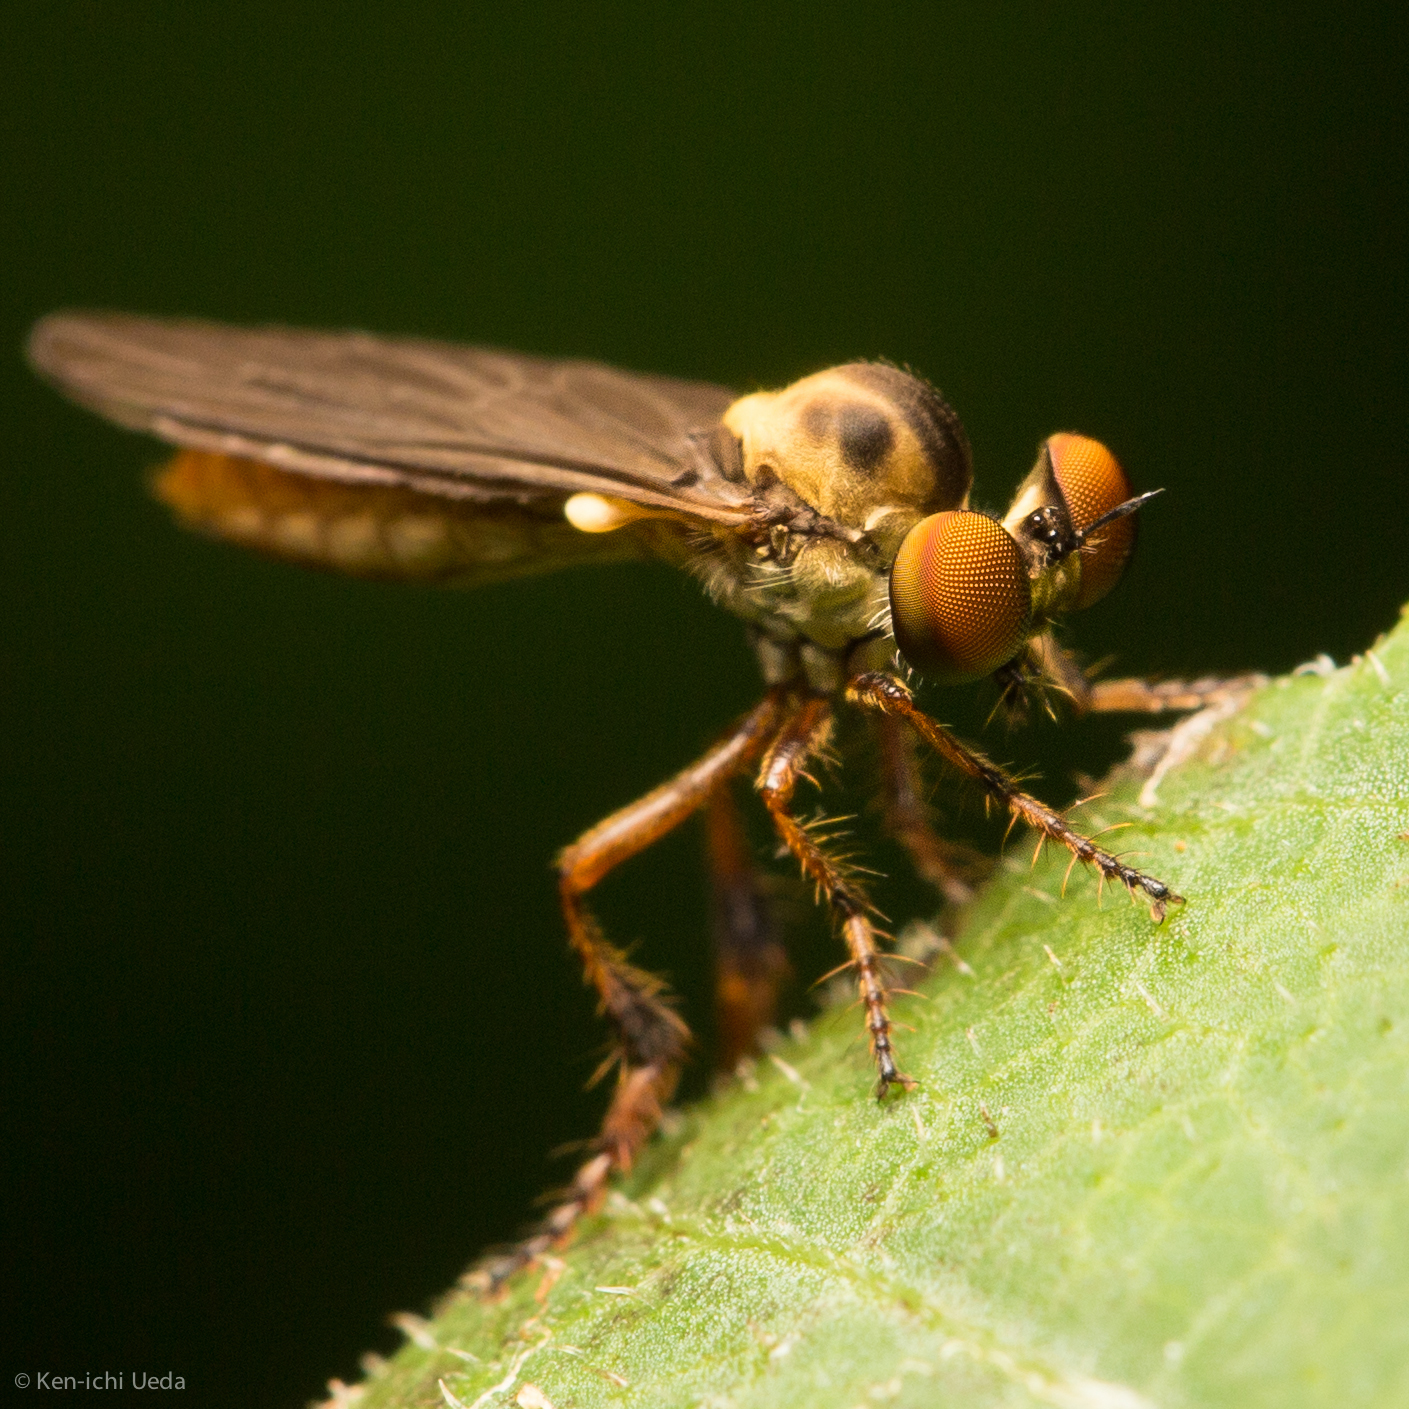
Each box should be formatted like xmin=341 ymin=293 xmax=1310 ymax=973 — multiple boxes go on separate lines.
xmin=28 ymin=312 xmax=1230 ymax=1280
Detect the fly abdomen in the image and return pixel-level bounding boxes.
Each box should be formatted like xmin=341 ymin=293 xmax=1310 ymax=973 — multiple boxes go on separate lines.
xmin=153 ymin=451 xmax=642 ymax=585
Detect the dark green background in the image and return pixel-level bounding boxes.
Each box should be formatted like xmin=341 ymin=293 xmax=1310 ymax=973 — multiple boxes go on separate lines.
xmin=3 ymin=5 xmax=1403 ymax=1405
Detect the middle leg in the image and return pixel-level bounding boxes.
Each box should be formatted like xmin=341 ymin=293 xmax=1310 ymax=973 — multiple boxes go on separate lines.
xmin=874 ymin=711 xmax=990 ymax=907
xmin=706 ymin=779 xmax=790 ymax=1072
xmin=755 ymin=695 xmax=912 ymax=1095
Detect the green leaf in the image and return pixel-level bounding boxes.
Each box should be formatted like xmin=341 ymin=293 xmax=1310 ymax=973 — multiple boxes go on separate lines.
xmin=348 ymin=609 xmax=1409 ymax=1409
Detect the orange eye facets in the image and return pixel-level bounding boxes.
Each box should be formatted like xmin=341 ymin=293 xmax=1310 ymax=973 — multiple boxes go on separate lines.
xmin=889 ymin=510 xmax=1033 ymax=683
xmin=1045 ymin=434 xmax=1137 ymax=609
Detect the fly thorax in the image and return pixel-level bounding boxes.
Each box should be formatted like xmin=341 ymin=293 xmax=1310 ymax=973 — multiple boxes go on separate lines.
xmin=710 ymin=360 xmax=975 ymax=650
xmin=722 ymin=362 xmax=972 ymax=537
xmin=717 ymin=362 xmax=974 ymax=652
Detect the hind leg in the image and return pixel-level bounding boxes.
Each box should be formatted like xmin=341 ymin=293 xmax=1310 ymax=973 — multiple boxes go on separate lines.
xmin=479 ymin=688 xmax=792 ymax=1285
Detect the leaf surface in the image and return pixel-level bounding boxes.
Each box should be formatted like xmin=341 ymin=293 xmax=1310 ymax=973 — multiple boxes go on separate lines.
xmin=350 ymin=609 xmax=1409 ymax=1409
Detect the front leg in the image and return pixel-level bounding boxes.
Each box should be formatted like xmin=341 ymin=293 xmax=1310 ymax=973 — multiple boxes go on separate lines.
xmin=1086 ymin=674 xmax=1269 ymax=714
xmin=848 ymin=672 xmax=1182 ymax=922
xmin=1026 ymin=631 xmax=1266 ymax=715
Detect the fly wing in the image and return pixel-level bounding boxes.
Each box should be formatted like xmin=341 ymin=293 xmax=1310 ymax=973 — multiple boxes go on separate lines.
xmin=27 ymin=311 xmax=755 ymax=525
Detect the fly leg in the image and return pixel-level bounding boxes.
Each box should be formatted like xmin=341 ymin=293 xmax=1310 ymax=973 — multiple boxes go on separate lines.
xmin=874 ymin=712 xmax=990 ymax=906
xmin=1026 ymin=632 xmax=1267 ymax=715
xmin=1084 ymin=675 xmax=1269 ymax=714
xmin=479 ymin=689 xmax=791 ymax=1286
xmin=1081 ymin=666 xmax=1268 ymax=807
xmin=849 ymin=672 xmax=1182 ymax=921
xmin=756 ymin=696 xmax=912 ymax=1096
xmin=706 ymin=780 xmax=789 ymax=1073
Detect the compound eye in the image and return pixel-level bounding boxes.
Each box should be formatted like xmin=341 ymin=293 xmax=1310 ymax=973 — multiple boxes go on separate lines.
xmin=1046 ymin=433 xmax=1136 ymax=609
xmin=889 ymin=510 xmax=1032 ymax=683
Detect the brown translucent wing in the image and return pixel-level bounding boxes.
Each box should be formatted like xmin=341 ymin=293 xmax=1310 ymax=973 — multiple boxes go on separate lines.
xmin=28 ymin=311 xmax=757 ymax=584
xmin=28 ymin=311 xmax=750 ymax=515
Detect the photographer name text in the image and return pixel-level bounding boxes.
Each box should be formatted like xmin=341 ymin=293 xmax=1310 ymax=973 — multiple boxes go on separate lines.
xmin=14 ymin=1372 xmax=185 ymax=1390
